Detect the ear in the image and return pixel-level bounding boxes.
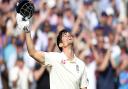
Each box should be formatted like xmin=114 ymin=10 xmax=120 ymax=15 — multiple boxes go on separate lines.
xmin=59 ymin=43 xmax=63 ymax=47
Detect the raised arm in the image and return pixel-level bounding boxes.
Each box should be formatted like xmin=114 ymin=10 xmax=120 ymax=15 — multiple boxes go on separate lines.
xmin=16 ymin=13 xmax=45 ymax=64
xmin=92 ymin=46 xmax=111 ymax=71
xmin=97 ymin=48 xmax=111 ymax=71
xmin=25 ymin=30 xmax=45 ymax=64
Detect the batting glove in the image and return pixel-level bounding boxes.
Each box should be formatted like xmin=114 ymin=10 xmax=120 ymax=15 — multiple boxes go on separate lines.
xmin=16 ymin=13 xmax=30 ymax=33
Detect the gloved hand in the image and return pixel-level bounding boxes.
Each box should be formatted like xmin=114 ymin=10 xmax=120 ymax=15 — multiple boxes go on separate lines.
xmin=16 ymin=13 xmax=30 ymax=33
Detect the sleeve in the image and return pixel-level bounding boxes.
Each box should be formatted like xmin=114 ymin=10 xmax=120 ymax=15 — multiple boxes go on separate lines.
xmin=80 ymin=66 xmax=89 ymax=88
xmin=44 ymin=52 xmax=59 ymax=65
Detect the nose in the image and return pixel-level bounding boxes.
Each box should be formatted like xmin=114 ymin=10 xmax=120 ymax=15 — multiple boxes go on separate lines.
xmin=68 ymin=35 xmax=73 ymax=39
xmin=68 ymin=35 xmax=70 ymax=38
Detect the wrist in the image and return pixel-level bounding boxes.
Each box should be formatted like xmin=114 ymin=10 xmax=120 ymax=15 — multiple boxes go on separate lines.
xmin=23 ymin=26 xmax=30 ymax=33
xmin=25 ymin=30 xmax=30 ymax=33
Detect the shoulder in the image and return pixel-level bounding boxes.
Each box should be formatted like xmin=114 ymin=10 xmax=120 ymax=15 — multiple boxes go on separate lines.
xmin=9 ymin=66 xmax=19 ymax=76
xmin=76 ymin=57 xmax=86 ymax=68
xmin=10 ymin=66 xmax=19 ymax=72
xmin=76 ymin=56 xmax=84 ymax=64
xmin=44 ymin=52 xmax=61 ymax=57
xmin=44 ymin=52 xmax=61 ymax=55
xmin=44 ymin=52 xmax=62 ymax=60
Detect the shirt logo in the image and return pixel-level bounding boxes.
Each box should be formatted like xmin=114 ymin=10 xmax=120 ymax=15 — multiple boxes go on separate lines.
xmin=61 ymin=59 xmax=66 ymax=64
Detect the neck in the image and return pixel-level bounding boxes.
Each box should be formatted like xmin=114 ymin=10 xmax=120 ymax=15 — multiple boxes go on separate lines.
xmin=63 ymin=46 xmax=74 ymax=60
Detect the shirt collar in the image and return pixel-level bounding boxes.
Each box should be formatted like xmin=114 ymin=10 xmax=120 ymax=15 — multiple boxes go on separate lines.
xmin=61 ymin=52 xmax=77 ymax=63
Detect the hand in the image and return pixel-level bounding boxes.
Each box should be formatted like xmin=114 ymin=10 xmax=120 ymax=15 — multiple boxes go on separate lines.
xmin=16 ymin=13 xmax=30 ymax=32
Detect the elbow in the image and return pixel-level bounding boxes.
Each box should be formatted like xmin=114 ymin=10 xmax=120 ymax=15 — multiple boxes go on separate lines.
xmin=28 ymin=50 xmax=35 ymax=58
xmin=28 ymin=52 xmax=34 ymax=59
xmin=29 ymin=52 xmax=34 ymax=57
xmin=28 ymin=50 xmax=45 ymax=64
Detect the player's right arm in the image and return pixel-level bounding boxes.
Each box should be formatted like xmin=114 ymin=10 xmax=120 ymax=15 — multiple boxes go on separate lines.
xmin=25 ymin=31 xmax=45 ymax=64
xmin=16 ymin=13 xmax=45 ymax=64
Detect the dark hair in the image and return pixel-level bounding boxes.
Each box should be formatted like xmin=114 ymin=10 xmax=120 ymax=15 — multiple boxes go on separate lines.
xmin=57 ymin=29 xmax=69 ymax=51
xmin=17 ymin=54 xmax=24 ymax=62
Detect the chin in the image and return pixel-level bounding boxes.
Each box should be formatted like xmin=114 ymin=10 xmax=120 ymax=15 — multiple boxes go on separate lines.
xmin=69 ymin=39 xmax=73 ymax=42
xmin=69 ymin=41 xmax=73 ymax=45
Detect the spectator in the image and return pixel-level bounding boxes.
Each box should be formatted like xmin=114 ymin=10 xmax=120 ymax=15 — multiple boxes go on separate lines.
xmin=9 ymin=56 xmax=33 ymax=89
xmin=95 ymin=11 xmax=113 ymax=37
xmin=0 ymin=56 xmax=9 ymax=89
xmin=80 ymin=48 xmax=96 ymax=89
xmin=33 ymin=63 xmax=50 ymax=89
xmin=118 ymin=36 xmax=128 ymax=89
xmin=118 ymin=49 xmax=128 ymax=89
xmin=0 ymin=0 xmax=128 ymax=89
xmin=108 ymin=31 xmax=121 ymax=67
xmin=92 ymin=35 xmax=116 ymax=89
xmin=63 ymin=7 xmax=75 ymax=32
xmin=83 ymin=0 xmax=98 ymax=30
xmin=3 ymin=36 xmax=17 ymax=70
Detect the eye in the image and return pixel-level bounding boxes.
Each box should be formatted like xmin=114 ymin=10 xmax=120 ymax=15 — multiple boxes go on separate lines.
xmin=63 ymin=33 xmax=67 ymax=37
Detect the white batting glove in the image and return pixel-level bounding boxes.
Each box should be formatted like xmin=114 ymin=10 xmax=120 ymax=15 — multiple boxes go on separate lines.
xmin=16 ymin=13 xmax=30 ymax=33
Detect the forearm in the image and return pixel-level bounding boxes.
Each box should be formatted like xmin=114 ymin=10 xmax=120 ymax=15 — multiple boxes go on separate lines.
xmin=110 ymin=58 xmax=117 ymax=69
xmin=119 ymin=59 xmax=128 ymax=71
xmin=25 ymin=32 xmax=36 ymax=55
xmin=91 ymin=47 xmax=101 ymax=64
xmin=72 ymin=17 xmax=81 ymax=35
xmin=34 ymin=66 xmax=46 ymax=80
xmin=97 ymin=50 xmax=110 ymax=71
xmin=98 ymin=56 xmax=109 ymax=71
xmin=25 ymin=29 xmax=45 ymax=64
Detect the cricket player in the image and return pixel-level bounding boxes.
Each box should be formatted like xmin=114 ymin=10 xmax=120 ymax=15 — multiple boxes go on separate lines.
xmin=16 ymin=13 xmax=88 ymax=89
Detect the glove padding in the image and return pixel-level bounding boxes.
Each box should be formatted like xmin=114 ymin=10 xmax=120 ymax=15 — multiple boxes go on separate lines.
xmin=16 ymin=13 xmax=30 ymax=33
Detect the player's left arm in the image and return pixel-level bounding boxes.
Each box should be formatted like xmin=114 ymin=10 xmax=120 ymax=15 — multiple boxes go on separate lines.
xmin=80 ymin=65 xmax=88 ymax=89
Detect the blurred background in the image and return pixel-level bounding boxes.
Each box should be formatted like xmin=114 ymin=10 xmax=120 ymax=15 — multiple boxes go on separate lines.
xmin=0 ymin=0 xmax=128 ymax=89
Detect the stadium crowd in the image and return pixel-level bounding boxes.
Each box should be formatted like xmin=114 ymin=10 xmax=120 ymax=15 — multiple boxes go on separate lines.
xmin=0 ymin=0 xmax=128 ymax=89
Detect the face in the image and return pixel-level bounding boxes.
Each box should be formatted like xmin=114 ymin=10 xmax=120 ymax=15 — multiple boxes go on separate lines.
xmin=61 ymin=32 xmax=73 ymax=47
xmin=100 ymin=16 xmax=108 ymax=24
xmin=109 ymin=33 xmax=115 ymax=43
xmin=17 ymin=60 xmax=24 ymax=69
xmin=97 ymin=36 xmax=104 ymax=48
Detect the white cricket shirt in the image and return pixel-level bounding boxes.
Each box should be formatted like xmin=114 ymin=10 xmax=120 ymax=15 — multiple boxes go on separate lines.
xmin=44 ymin=52 xmax=88 ymax=89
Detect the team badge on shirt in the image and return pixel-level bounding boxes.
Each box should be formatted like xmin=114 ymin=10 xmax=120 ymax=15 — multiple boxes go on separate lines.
xmin=61 ymin=59 xmax=66 ymax=64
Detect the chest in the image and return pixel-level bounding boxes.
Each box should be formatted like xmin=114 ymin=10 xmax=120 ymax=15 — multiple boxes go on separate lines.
xmin=51 ymin=60 xmax=83 ymax=81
